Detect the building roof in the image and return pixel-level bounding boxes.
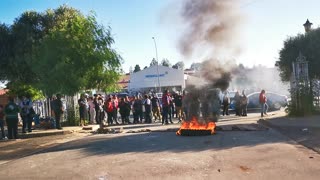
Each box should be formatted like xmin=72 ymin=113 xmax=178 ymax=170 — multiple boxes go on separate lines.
xmin=0 ymin=89 xmax=8 ymax=96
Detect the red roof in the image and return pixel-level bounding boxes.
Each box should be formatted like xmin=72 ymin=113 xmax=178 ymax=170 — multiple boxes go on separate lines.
xmin=0 ymin=89 xmax=8 ymax=96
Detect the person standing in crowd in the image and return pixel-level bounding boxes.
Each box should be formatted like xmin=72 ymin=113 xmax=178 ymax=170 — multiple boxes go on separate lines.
xmin=174 ymin=92 xmax=183 ymax=123
xmin=132 ymin=96 xmax=143 ymax=124
xmin=4 ymin=97 xmax=20 ymax=139
xmin=88 ymin=97 xmax=96 ymax=124
xmin=234 ymin=91 xmax=241 ymax=116
xmin=162 ymin=89 xmax=171 ymax=125
xmin=124 ymin=96 xmax=131 ymax=124
xmin=119 ymin=96 xmax=131 ymax=124
xmin=170 ymin=94 xmax=175 ymax=119
xmin=52 ymin=94 xmax=64 ymax=130
xmin=20 ymin=95 xmax=33 ymax=133
xmin=259 ymin=90 xmax=268 ymax=117
xmin=112 ymin=95 xmax=119 ymax=125
xmin=78 ymin=94 xmax=88 ymax=126
xmin=240 ymin=90 xmax=248 ymax=116
xmin=105 ymin=97 xmax=114 ymax=125
xmin=222 ymin=91 xmax=230 ymax=116
xmin=144 ymin=95 xmax=152 ymax=123
xmin=93 ymin=94 xmax=100 ymax=124
xmin=0 ymin=105 xmax=6 ymax=139
xmin=151 ymin=94 xmax=161 ymax=122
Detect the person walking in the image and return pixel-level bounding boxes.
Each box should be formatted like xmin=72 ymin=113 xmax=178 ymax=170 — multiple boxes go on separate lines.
xmin=52 ymin=94 xmax=64 ymax=130
xmin=259 ymin=90 xmax=268 ymax=117
xmin=4 ymin=97 xmax=20 ymax=139
xmin=151 ymin=94 xmax=161 ymax=122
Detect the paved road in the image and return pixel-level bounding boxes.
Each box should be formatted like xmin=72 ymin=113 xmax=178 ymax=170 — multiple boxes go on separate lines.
xmin=1 ymin=111 xmax=320 ymax=180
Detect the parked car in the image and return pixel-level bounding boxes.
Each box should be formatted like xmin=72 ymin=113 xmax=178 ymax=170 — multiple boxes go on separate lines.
xmin=247 ymin=92 xmax=288 ymax=110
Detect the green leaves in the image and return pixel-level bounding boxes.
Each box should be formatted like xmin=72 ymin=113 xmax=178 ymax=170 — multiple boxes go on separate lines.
xmin=0 ymin=5 xmax=122 ymax=96
xmin=278 ymin=28 xmax=320 ymax=82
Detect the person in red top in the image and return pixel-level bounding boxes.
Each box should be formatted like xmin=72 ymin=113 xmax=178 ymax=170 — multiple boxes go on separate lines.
xmin=162 ymin=89 xmax=171 ymax=125
xmin=105 ymin=97 xmax=114 ymax=125
xmin=0 ymin=105 xmax=6 ymax=139
xmin=259 ymin=90 xmax=268 ymax=117
xmin=112 ymin=95 xmax=119 ymax=125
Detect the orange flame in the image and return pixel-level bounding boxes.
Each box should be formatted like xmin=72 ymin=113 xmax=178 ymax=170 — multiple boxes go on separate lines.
xmin=176 ymin=116 xmax=216 ymax=135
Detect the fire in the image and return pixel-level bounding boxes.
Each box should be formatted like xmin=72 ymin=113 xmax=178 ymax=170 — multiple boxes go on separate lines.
xmin=176 ymin=116 xmax=216 ymax=135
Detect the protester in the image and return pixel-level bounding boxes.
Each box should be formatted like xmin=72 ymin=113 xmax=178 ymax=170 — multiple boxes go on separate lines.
xmin=20 ymin=95 xmax=33 ymax=133
xmin=234 ymin=91 xmax=241 ymax=116
xmin=4 ymin=97 xmax=20 ymax=139
xmin=144 ymin=95 xmax=152 ymax=123
xmin=132 ymin=96 xmax=143 ymax=124
xmin=0 ymin=105 xmax=6 ymax=139
xmin=119 ymin=97 xmax=131 ymax=124
xmin=259 ymin=90 xmax=268 ymax=117
xmin=112 ymin=95 xmax=119 ymax=125
xmin=124 ymin=96 xmax=131 ymax=124
xmin=105 ymin=97 xmax=114 ymax=125
xmin=174 ymin=92 xmax=183 ymax=123
xmin=240 ymin=90 xmax=248 ymax=116
xmin=222 ymin=91 xmax=230 ymax=116
xmin=151 ymin=94 xmax=161 ymax=122
xmin=78 ymin=94 xmax=88 ymax=126
xmin=52 ymin=94 xmax=64 ymax=130
xmin=88 ymin=97 xmax=96 ymax=124
xmin=161 ymin=89 xmax=171 ymax=125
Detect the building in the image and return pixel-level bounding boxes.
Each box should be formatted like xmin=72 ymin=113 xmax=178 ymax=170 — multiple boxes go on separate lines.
xmin=0 ymin=89 xmax=9 ymax=107
xmin=128 ymin=65 xmax=185 ymax=93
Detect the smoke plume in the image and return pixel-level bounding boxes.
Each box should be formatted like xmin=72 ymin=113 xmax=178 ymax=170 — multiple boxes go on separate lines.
xmin=173 ymin=0 xmax=245 ymax=121
xmin=179 ymin=0 xmax=244 ymax=57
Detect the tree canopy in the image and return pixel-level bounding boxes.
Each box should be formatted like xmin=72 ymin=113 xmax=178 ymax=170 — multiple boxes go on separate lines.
xmin=149 ymin=58 xmax=158 ymax=67
xmin=277 ymin=28 xmax=320 ymax=82
xmin=133 ymin=64 xmax=141 ymax=72
xmin=172 ymin=61 xmax=184 ymax=70
xmin=161 ymin=58 xmax=171 ymax=67
xmin=0 ymin=5 xmax=122 ymax=96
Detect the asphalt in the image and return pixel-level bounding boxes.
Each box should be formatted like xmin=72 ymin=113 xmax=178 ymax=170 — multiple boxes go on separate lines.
xmin=1 ymin=110 xmax=320 ymax=180
xmin=259 ymin=115 xmax=320 ymax=153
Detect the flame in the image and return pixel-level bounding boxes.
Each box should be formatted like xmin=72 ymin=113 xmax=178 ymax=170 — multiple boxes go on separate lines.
xmin=176 ymin=116 xmax=216 ymax=135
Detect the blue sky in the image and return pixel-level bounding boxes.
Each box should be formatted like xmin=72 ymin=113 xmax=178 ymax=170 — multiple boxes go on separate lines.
xmin=1 ymin=0 xmax=320 ymax=73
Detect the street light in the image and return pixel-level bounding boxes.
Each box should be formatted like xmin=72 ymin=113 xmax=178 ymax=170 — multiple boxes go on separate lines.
xmin=152 ymin=37 xmax=161 ymax=93
xmin=303 ymin=19 xmax=313 ymax=33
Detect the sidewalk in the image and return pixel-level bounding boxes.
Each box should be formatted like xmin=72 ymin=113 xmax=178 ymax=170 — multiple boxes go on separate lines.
xmin=3 ymin=125 xmax=100 ymax=139
xmin=259 ymin=115 xmax=320 ymax=153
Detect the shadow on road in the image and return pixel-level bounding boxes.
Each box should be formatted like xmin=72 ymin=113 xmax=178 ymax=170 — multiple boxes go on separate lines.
xmin=37 ymin=122 xmax=289 ymax=157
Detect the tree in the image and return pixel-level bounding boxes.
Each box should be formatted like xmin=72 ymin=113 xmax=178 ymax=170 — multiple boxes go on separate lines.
xmin=133 ymin=64 xmax=141 ymax=72
xmin=0 ymin=6 xmax=122 ymax=95
xmin=161 ymin=58 xmax=171 ymax=67
xmin=150 ymin=58 xmax=158 ymax=67
xmin=277 ymin=28 xmax=320 ymax=115
xmin=143 ymin=66 xmax=148 ymax=70
xmin=190 ymin=62 xmax=202 ymax=71
xmin=277 ymin=28 xmax=320 ymax=82
xmin=172 ymin=61 xmax=185 ymax=69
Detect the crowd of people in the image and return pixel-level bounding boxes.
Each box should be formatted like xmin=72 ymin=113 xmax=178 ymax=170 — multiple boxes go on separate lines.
xmin=0 ymin=89 xmax=269 ymax=140
xmin=76 ymin=90 xmax=184 ymax=126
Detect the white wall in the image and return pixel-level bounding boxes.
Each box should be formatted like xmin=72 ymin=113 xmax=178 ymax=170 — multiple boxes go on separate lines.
xmin=129 ymin=66 xmax=185 ymax=91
